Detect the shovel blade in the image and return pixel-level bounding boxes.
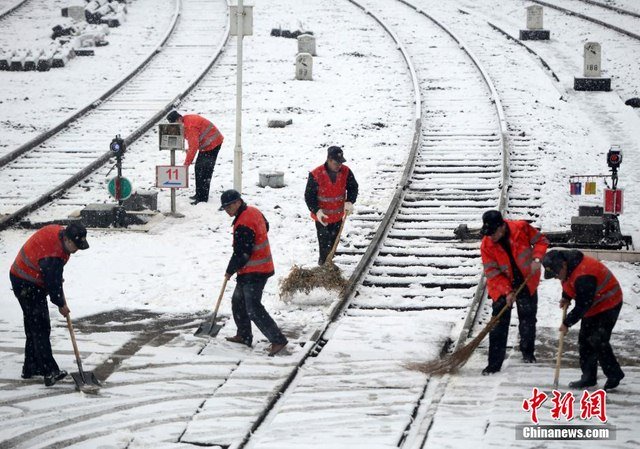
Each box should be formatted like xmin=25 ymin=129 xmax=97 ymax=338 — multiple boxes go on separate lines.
xmin=71 ymin=371 xmax=101 ymax=394
xmin=194 ymin=321 xmax=223 ymax=338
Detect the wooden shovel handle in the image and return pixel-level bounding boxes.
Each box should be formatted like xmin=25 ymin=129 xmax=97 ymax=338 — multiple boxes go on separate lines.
xmin=553 ymin=304 xmax=569 ymax=389
xmin=325 ymin=217 xmax=347 ymax=264
xmin=211 ymin=277 xmax=228 ymax=317
xmin=66 ymin=314 xmax=86 ymax=380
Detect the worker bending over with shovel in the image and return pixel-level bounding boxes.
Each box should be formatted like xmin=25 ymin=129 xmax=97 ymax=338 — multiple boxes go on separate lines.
xmin=480 ymin=210 xmax=548 ymax=375
xmin=10 ymin=223 xmax=89 ymax=386
xmin=542 ymin=250 xmax=625 ymax=391
xmin=305 ymin=146 xmax=358 ymax=265
xmin=220 ymin=190 xmax=288 ymax=356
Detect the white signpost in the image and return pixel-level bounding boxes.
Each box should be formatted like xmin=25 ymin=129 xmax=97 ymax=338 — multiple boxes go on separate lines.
xmin=297 ymin=34 xmax=316 ymax=56
xmin=574 ymin=42 xmax=611 ymax=91
xmin=157 ymin=123 xmax=186 ymax=217
xmin=296 ymin=53 xmax=313 ymax=80
xmin=520 ymin=5 xmax=550 ymax=40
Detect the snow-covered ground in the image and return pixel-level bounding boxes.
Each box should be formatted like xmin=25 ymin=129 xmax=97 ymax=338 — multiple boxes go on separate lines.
xmin=1 ymin=0 xmax=639 ymax=447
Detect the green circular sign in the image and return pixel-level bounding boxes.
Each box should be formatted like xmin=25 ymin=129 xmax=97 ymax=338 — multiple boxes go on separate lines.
xmin=107 ymin=177 xmax=133 ymax=200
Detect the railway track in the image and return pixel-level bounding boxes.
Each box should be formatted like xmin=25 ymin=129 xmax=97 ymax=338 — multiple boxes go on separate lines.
xmin=0 ymin=0 xmax=230 ymax=229
xmin=0 ymin=0 xmax=28 ymax=20
xmin=0 ymin=0 xmax=581 ymax=447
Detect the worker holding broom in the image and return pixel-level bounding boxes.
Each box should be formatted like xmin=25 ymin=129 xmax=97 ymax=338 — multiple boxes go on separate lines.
xmin=305 ymin=146 xmax=358 ymax=265
xmin=542 ymin=250 xmax=625 ymax=390
xmin=479 ymin=210 xmax=548 ymax=375
xmin=219 ymin=189 xmax=288 ymax=356
xmin=10 ymin=223 xmax=89 ymax=386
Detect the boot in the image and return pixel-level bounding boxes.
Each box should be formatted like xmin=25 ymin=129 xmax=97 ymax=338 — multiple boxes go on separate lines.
xmin=44 ymin=370 xmax=68 ymax=387
xmin=604 ymin=373 xmax=624 ymax=391
xmin=568 ymin=377 xmax=597 ymax=389
xmin=225 ymin=335 xmax=252 ymax=347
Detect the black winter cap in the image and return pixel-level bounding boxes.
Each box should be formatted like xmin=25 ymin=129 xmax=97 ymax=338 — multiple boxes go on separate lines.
xmin=542 ymin=250 xmax=566 ymax=279
xmin=327 ymin=146 xmax=346 ymax=163
xmin=166 ymin=110 xmax=182 ymax=123
xmin=64 ymin=223 xmax=89 ymax=250
xmin=219 ymin=189 xmax=242 ymax=210
xmin=480 ymin=210 xmax=505 ymax=236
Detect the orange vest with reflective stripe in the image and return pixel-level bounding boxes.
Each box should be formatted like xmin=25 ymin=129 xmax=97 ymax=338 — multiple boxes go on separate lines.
xmin=481 ymin=220 xmax=548 ymax=301
xmin=234 ymin=206 xmax=274 ymax=275
xmin=183 ymin=115 xmax=224 ymax=166
xmin=10 ymin=225 xmax=69 ymax=287
xmin=310 ymin=164 xmax=348 ymax=224
xmin=562 ymin=255 xmax=622 ymax=317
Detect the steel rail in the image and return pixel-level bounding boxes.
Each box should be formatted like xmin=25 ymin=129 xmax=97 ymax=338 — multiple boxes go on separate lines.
xmin=530 ymin=0 xmax=640 ymax=40
xmin=234 ymin=1 xmax=423 ymax=447
xmin=0 ymin=0 xmax=28 ymax=20
xmin=0 ymin=0 xmax=231 ymax=231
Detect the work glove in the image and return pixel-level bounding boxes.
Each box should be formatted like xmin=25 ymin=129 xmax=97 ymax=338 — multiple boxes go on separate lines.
xmin=344 ymin=202 xmax=354 ymax=216
xmin=316 ymin=209 xmax=328 ymax=226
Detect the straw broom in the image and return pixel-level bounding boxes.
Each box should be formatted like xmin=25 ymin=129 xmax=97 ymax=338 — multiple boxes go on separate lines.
xmin=279 ymin=216 xmax=348 ymax=300
xmin=409 ymin=275 xmax=533 ymax=375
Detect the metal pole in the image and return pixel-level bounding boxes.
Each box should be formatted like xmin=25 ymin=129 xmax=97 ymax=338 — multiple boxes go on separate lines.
xmin=233 ymin=0 xmax=244 ymax=193
xmin=170 ymin=150 xmax=177 ymax=214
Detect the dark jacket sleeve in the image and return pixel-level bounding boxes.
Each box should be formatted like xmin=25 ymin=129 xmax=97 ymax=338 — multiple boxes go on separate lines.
xmin=39 ymin=257 xmax=66 ymax=307
xmin=226 ymin=225 xmax=255 ymax=275
xmin=305 ymin=173 xmax=320 ymax=214
xmin=346 ymin=168 xmax=358 ymax=203
xmin=564 ymin=275 xmax=597 ymax=327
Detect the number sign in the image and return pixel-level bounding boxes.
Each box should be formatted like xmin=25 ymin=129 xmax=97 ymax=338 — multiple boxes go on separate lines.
xmin=156 ymin=165 xmax=188 ymax=188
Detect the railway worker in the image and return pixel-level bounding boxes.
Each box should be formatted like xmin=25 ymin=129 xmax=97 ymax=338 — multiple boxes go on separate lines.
xmin=166 ymin=110 xmax=224 ymax=205
xmin=9 ymin=223 xmax=89 ymax=386
xmin=304 ymin=146 xmax=358 ymax=265
xmin=219 ymin=189 xmax=288 ymax=356
xmin=542 ymin=249 xmax=625 ymax=390
xmin=479 ymin=210 xmax=548 ymax=375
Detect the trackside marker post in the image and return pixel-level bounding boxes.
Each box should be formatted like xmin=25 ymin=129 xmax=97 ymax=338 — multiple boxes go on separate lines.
xmin=157 ymin=122 xmax=186 ymax=218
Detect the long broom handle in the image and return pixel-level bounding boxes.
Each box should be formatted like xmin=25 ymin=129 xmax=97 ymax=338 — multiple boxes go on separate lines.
xmin=325 ymin=216 xmax=347 ymax=264
xmin=553 ymin=304 xmax=568 ymax=389
xmin=66 ymin=314 xmax=86 ymax=382
xmin=210 ymin=277 xmax=228 ymax=320
xmin=491 ymin=273 xmax=534 ymax=324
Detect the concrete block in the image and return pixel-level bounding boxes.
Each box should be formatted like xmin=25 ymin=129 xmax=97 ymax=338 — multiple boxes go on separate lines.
xmin=519 ymin=29 xmax=549 ymax=40
xmin=574 ymin=77 xmax=611 ymax=91
xmin=259 ymin=171 xmax=285 ymax=188
xmin=80 ymin=203 xmax=122 ymax=227
xmin=267 ymin=118 xmax=292 ymax=128
xmin=121 ymin=190 xmax=158 ymax=211
xmin=571 ymin=216 xmax=604 ymax=243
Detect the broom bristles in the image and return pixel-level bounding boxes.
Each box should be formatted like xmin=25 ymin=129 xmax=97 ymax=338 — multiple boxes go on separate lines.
xmin=408 ymin=306 xmax=507 ymax=375
xmin=279 ymin=262 xmax=347 ymax=300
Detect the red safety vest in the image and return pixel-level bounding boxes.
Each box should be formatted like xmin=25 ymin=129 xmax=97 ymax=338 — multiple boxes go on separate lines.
xmin=183 ymin=114 xmax=224 ymax=166
xmin=10 ymin=225 xmax=70 ymax=287
xmin=481 ymin=220 xmax=548 ymax=301
xmin=310 ymin=164 xmax=349 ymax=224
xmin=234 ymin=206 xmax=274 ymax=275
xmin=562 ymin=255 xmax=622 ymax=317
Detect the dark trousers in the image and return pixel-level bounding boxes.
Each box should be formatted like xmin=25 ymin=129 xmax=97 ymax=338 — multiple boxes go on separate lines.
xmin=315 ymin=220 xmax=341 ymax=265
xmin=231 ymin=276 xmax=287 ymax=345
xmin=488 ymin=289 xmax=538 ymax=370
xmin=194 ymin=145 xmax=220 ymax=202
xmin=578 ymin=302 xmax=624 ymax=382
xmin=10 ymin=274 xmax=60 ymax=377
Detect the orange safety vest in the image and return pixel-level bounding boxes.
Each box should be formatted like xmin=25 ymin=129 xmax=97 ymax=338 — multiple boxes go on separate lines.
xmin=481 ymin=220 xmax=548 ymax=301
xmin=10 ymin=225 xmax=70 ymax=287
xmin=562 ymin=255 xmax=622 ymax=318
xmin=310 ymin=164 xmax=349 ymax=224
xmin=183 ymin=114 xmax=224 ymax=166
xmin=234 ymin=206 xmax=274 ymax=275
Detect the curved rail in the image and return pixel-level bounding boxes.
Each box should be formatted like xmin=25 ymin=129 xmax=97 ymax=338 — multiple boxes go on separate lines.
xmin=235 ymin=0 xmax=511 ymax=447
xmin=0 ymin=0 xmax=230 ymax=231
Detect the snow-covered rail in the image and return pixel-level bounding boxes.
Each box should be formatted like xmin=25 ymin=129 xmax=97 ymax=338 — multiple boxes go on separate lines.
xmin=0 ymin=0 xmax=230 ymax=230
xmin=530 ymin=0 xmax=640 ymax=40
xmin=0 ymin=0 xmax=27 ymax=20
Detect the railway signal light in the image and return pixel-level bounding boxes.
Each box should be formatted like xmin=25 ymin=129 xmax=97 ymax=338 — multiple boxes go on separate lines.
xmin=607 ymin=146 xmax=622 ymax=169
xmin=110 ymin=135 xmax=125 ymax=157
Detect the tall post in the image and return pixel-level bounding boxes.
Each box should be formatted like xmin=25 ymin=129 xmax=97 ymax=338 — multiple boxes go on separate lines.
xmin=170 ymin=150 xmax=177 ymax=214
xmin=234 ymin=0 xmax=244 ymax=193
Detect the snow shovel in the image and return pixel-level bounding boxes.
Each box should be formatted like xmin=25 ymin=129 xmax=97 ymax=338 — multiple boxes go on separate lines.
xmin=66 ymin=315 xmax=101 ymax=394
xmin=553 ymin=303 xmax=569 ymax=389
xmin=194 ymin=277 xmax=228 ymax=337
